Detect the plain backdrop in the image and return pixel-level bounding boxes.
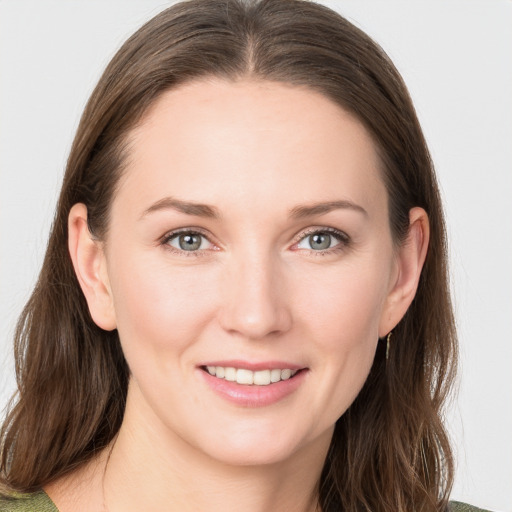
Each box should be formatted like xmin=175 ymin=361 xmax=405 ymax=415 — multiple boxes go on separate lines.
xmin=1 ymin=1 xmax=511 ymax=510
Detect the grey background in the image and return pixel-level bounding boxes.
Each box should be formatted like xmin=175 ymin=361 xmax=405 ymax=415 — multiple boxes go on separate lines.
xmin=1 ymin=1 xmax=511 ymax=510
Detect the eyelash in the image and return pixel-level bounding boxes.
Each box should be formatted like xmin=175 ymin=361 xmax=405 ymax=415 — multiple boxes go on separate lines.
xmin=160 ymin=228 xmax=213 ymax=258
xmin=160 ymin=227 xmax=351 ymax=257
xmin=293 ymin=227 xmax=350 ymax=256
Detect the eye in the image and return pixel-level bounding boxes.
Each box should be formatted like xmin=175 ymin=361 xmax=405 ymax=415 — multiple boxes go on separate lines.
xmin=164 ymin=230 xmax=214 ymax=252
xmin=295 ymin=228 xmax=348 ymax=252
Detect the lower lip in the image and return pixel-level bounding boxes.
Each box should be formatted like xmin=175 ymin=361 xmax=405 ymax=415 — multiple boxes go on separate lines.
xmin=198 ymin=368 xmax=308 ymax=407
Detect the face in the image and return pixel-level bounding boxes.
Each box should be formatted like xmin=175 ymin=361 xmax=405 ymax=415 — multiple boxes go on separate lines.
xmin=94 ymin=79 xmax=402 ymax=466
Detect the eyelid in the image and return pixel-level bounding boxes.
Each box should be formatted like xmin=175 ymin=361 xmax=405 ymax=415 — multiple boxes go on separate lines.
xmin=159 ymin=225 xmax=350 ymax=256
xmin=160 ymin=227 xmax=218 ymax=256
xmin=291 ymin=226 xmax=351 ymax=252
xmin=161 ymin=226 xmax=211 ymax=242
xmin=293 ymin=226 xmax=349 ymax=242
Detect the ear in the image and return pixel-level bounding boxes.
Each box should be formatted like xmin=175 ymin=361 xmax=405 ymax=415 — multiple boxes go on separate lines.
xmin=68 ymin=203 xmax=117 ymax=331
xmin=378 ymin=207 xmax=429 ymax=337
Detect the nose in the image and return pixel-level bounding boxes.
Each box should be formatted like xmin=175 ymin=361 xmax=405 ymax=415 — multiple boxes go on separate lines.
xmin=218 ymin=251 xmax=293 ymax=340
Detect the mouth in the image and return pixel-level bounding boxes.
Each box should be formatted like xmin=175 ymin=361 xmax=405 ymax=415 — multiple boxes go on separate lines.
xmin=201 ymin=365 xmax=303 ymax=386
xmin=198 ymin=362 xmax=308 ymax=407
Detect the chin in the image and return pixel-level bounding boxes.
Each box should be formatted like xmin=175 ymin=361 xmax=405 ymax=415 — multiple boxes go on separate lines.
xmin=189 ymin=418 xmax=329 ymax=468
xmin=204 ymin=439 xmax=301 ymax=467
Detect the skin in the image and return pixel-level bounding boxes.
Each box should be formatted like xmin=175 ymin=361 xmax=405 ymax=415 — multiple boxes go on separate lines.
xmin=52 ymin=79 xmax=429 ymax=512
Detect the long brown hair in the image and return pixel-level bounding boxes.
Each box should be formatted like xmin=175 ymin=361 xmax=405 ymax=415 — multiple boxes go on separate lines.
xmin=1 ymin=1 xmax=457 ymax=510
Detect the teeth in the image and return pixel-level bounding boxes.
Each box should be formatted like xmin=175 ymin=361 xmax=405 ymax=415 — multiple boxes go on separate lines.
xmin=205 ymin=366 xmax=298 ymax=386
xmin=253 ymin=370 xmax=271 ymax=386
xmin=270 ymin=369 xmax=282 ymax=383
xmin=236 ymin=369 xmax=254 ymax=385
xmin=281 ymin=369 xmax=292 ymax=380
xmin=224 ymin=367 xmax=236 ymax=382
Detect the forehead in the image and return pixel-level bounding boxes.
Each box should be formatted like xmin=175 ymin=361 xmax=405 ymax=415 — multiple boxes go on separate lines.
xmin=116 ymin=78 xmax=385 ymax=217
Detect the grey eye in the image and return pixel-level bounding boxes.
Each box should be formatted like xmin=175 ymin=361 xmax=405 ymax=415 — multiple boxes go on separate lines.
xmin=168 ymin=232 xmax=210 ymax=251
xmin=309 ymin=233 xmax=332 ymax=250
xmin=179 ymin=234 xmax=201 ymax=251
xmin=296 ymin=231 xmax=343 ymax=251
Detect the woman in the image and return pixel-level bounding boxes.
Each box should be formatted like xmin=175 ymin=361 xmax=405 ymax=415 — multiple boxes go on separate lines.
xmin=0 ymin=0 xmax=493 ymax=510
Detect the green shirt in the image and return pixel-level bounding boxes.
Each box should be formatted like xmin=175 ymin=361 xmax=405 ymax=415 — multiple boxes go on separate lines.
xmin=450 ymin=503 xmax=493 ymax=512
xmin=0 ymin=491 xmax=494 ymax=511
xmin=0 ymin=491 xmax=57 ymax=512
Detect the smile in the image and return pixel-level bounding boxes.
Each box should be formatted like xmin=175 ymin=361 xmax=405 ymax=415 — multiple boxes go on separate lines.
xmin=204 ymin=366 xmax=299 ymax=386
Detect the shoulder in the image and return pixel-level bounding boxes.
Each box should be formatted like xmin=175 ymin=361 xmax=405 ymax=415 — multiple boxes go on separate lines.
xmin=449 ymin=501 xmax=495 ymax=512
xmin=0 ymin=490 xmax=58 ymax=512
xmin=0 ymin=494 xmax=495 ymax=512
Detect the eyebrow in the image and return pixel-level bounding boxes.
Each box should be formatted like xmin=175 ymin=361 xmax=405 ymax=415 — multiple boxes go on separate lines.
xmin=141 ymin=197 xmax=221 ymax=219
xmin=140 ymin=197 xmax=367 ymax=220
xmin=289 ymin=200 xmax=368 ymax=219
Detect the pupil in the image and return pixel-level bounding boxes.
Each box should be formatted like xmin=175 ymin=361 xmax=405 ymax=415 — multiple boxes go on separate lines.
xmin=310 ymin=233 xmax=330 ymax=250
xmin=179 ymin=234 xmax=201 ymax=251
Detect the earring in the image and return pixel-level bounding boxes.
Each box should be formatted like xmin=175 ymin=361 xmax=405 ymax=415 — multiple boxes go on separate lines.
xmin=386 ymin=331 xmax=392 ymax=360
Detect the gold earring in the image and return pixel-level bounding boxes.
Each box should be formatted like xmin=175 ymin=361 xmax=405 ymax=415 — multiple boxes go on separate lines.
xmin=386 ymin=331 xmax=392 ymax=360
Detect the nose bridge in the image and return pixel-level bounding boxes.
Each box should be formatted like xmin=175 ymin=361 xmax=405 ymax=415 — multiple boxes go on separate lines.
xmin=219 ymin=245 xmax=292 ymax=340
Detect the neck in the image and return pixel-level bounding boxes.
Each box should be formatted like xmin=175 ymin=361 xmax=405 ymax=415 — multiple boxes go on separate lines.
xmin=101 ymin=383 xmax=330 ymax=512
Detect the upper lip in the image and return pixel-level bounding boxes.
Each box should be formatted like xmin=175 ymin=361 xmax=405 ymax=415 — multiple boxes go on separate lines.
xmin=198 ymin=360 xmax=305 ymax=371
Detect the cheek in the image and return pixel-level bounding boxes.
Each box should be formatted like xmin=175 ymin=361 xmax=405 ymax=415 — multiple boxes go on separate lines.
xmin=295 ymin=260 xmax=388 ymax=416
xmin=107 ymin=253 xmax=218 ymax=366
xmin=298 ymin=260 xmax=389 ymax=346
